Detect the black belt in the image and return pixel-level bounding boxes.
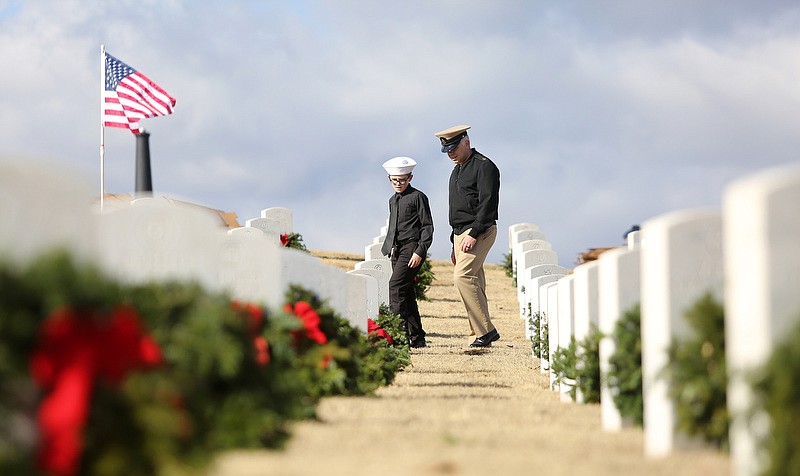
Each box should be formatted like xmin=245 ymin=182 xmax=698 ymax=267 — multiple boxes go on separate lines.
xmin=394 ymin=240 xmax=417 ymax=247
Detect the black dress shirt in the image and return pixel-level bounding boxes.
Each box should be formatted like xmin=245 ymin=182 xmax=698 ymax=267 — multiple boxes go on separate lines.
xmin=386 ymin=185 xmax=434 ymax=258
xmin=448 ymin=149 xmax=500 ymax=242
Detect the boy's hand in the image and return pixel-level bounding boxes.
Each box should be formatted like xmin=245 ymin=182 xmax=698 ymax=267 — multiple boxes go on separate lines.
xmin=408 ymin=253 xmax=422 ymax=268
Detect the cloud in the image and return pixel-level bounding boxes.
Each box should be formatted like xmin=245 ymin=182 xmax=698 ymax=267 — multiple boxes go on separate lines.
xmin=2 ymin=1 xmax=800 ymax=268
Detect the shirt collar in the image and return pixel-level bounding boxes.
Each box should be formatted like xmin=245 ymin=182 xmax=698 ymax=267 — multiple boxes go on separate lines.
xmin=396 ymin=185 xmax=414 ymax=197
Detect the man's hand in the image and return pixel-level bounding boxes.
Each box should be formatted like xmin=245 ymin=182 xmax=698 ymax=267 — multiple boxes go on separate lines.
xmin=460 ymin=235 xmax=477 ymax=253
xmin=408 ymin=252 xmax=422 ymax=268
xmin=451 ymin=248 xmax=456 ymax=265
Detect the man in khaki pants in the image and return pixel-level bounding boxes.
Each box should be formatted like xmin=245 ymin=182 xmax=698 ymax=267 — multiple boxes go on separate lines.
xmin=434 ymin=125 xmax=501 ymax=348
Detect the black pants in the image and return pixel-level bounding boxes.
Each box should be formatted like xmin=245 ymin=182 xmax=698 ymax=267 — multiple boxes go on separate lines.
xmin=389 ymin=242 xmax=425 ymax=341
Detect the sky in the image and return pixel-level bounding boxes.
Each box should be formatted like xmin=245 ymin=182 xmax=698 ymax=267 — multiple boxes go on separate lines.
xmin=2 ymin=0 xmax=800 ymax=267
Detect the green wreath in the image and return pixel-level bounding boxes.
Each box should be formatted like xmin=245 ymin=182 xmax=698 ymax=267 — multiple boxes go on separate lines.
xmin=664 ymin=292 xmax=728 ymax=450
xmin=529 ymin=311 xmax=548 ymax=363
xmin=575 ymin=325 xmax=602 ymax=404
xmin=750 ymin=314 xmax=800 ymax=475
xmin=606 ymin=303 xmax=643 ymax=426
xmin=0 ymin=250 xmax=410 ymax=475
xmin=414 ymin=255 xmax=435 ymax=302
xmin=551 ymin=337 xmax=578 ymax=399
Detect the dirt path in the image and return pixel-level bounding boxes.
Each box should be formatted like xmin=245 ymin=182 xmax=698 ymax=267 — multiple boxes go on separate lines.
xmin=212 ymin=253 xmax=730 ymax=476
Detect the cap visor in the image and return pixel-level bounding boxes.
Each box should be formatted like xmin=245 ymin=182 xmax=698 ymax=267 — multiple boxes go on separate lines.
xmin=441 ymin=143 xmax=458 ymax=153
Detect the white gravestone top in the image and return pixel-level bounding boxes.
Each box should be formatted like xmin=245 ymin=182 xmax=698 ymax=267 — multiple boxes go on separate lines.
xmin=723 ymin=163 xmax=800 ymax=476
xmin=557 ymin=275 xmax=576 ymax=402
xmin=517 ymin=249 xmax=559 ymax=299
xmin=508 ymin=223 xmax=539 ymax=249
xmin=346 ymin=272 xmax=377 ymax=331
xmin=365 ymin=242 xmax=384 ymax=261
xmin=219 ymin=228 xmax=282 ymax=306
xmin=540 ymin=281 xmax=559 ymax=374
xmin=349 ymin=268 xmax=390 ymax=307
xmin=511 ymin=230 xmax=547 ymax=279
xmin=260 ymin=207 xmax=293 ymax=235
xmin=97 ymin=198 xmax=226 ymax=291
xmin=355 ymin=259 xmax=392 ymax=273
xmin=526 ymin=274 xmax=563 ymax=339
xmin=0 ymin=161 xmax=96 ymax=266
xmin=640 ymin=208 xmax=723 ymax=457
xmin=245 ymin=217 xmax=282 ymax=244
xmin=597 ymin=246 xmax=641 ymax=432
xmin=522 ymin=263 xmax=569 ymax=317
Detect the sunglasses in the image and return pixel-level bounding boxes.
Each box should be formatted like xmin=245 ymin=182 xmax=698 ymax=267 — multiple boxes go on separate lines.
xmin=388 ymin=176 xmax=410 ymax=185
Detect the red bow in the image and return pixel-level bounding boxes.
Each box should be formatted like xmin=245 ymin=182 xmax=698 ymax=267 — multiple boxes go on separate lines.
xmin=367 ymin=318 xmax=393 ymax=344
xmin=231 ymin=301 xmax=271 ymax=366
xmin=29 ymin=305 xmax=163 ymax=476
xmin=284 ymin=301 xmax=328 ymax=345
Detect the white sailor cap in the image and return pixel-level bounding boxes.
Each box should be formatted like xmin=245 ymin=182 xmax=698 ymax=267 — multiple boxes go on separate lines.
xmin=382 ymin=156 xmax=417 ymax=175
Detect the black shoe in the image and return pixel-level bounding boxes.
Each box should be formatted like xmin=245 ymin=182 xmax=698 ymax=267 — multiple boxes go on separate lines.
xmin=409 ymin=337 xmax=427 ymax=348
xmin=469 ymin=329 xmax=500 ymax=348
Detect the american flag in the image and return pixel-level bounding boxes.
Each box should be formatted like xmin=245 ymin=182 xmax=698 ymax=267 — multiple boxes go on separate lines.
xmin=102 ymin=52 xmax=176 ymax=134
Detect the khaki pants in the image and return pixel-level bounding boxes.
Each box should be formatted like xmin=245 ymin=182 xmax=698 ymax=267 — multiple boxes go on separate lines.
xmin=453 ymin=225 xmax=497 ymax=337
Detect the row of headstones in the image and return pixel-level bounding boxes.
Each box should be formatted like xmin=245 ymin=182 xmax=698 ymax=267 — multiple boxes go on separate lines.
xmin=351 ymin=220 xmax=392 ymax=309
xmin=506 ymin=222 xmax=572 ymax=406
xmin=512 ymin=162 xmax=800 ymax=476
xmin=507 ymin=224 xmax=569 ymax=330
xmin=0 ymin=161 xmax=386 ymax=332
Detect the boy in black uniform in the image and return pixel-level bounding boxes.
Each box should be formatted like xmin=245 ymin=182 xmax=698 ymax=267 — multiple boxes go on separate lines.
xmin=380 ymin=156 xmax=434 ymax=348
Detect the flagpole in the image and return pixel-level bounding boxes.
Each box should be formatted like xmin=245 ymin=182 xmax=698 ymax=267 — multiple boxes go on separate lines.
xmin=99 ymin=44 xmax=106 ymax=211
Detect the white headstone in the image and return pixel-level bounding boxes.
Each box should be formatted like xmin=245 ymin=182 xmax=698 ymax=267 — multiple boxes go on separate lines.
xmin=279 ymin=247 xmax=327 ymax=300
xmin=517 ymin=239 xmax=553 ymax=254
xmin=515 ymin=239 xmax=554 ymax=300
xmin=354 ymin=260 xmax=391 ymax=308
xmin=513 ymin=238 xmax=552 ymax=279
xmin=355 ymin=259 xmax=392 ymax=273
xmin=572 ymin=260 xmax=599 ymax=404
xmin=365 ymin=242 xmax=384 ymax=261
xmin=597 ymin=246 xmax=641 ymax=431
xmin=219 ymin=228 xmax=282 ymax=306
xmin=640 ymin=208 xmax=723 ymax=457
xmin=627 ymin=230 xmax=642 ymax=250
xmin=508 ymin=223 xmax=539 ymax=250
xmin=522 ymin=263 xmax=569 ymax=318
xmin=260 ymin=207 xmax=293 ymax=234
xmin=0 ymin=161 xmax=96 ymax=266
xmin=723 ymin=164 xmax=800 ymax=476
xmin=517 ymin=249 xmax=559 ymax=304
xmin=97 ymin=198 xmax=226 ymax=291
xmin=526 ymin=274 xmax=564 ymax=339
xmin=129 ymin=197 xmax=158 ymax=206
xmin=543 ymin=281 xmax=560 ymax=377
xmin=572 ymin=261 xmax=599 ymax=342
xmin=557 ymin=275 xmax=576 ymax=402
xmin=349 ymin=268 xmax=390 ymax=307
xmin=346 ymin=272 xmax=378 ymax=330
xmin=317 ymin=265 xmax=359 ymax=330
xmin=512 ymin=229 xmax=548 ymax=277
xmin=245 ymin=217 xmax=281 ymax=244
xmin=228 ymin=226 xmax=266 ymax=238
